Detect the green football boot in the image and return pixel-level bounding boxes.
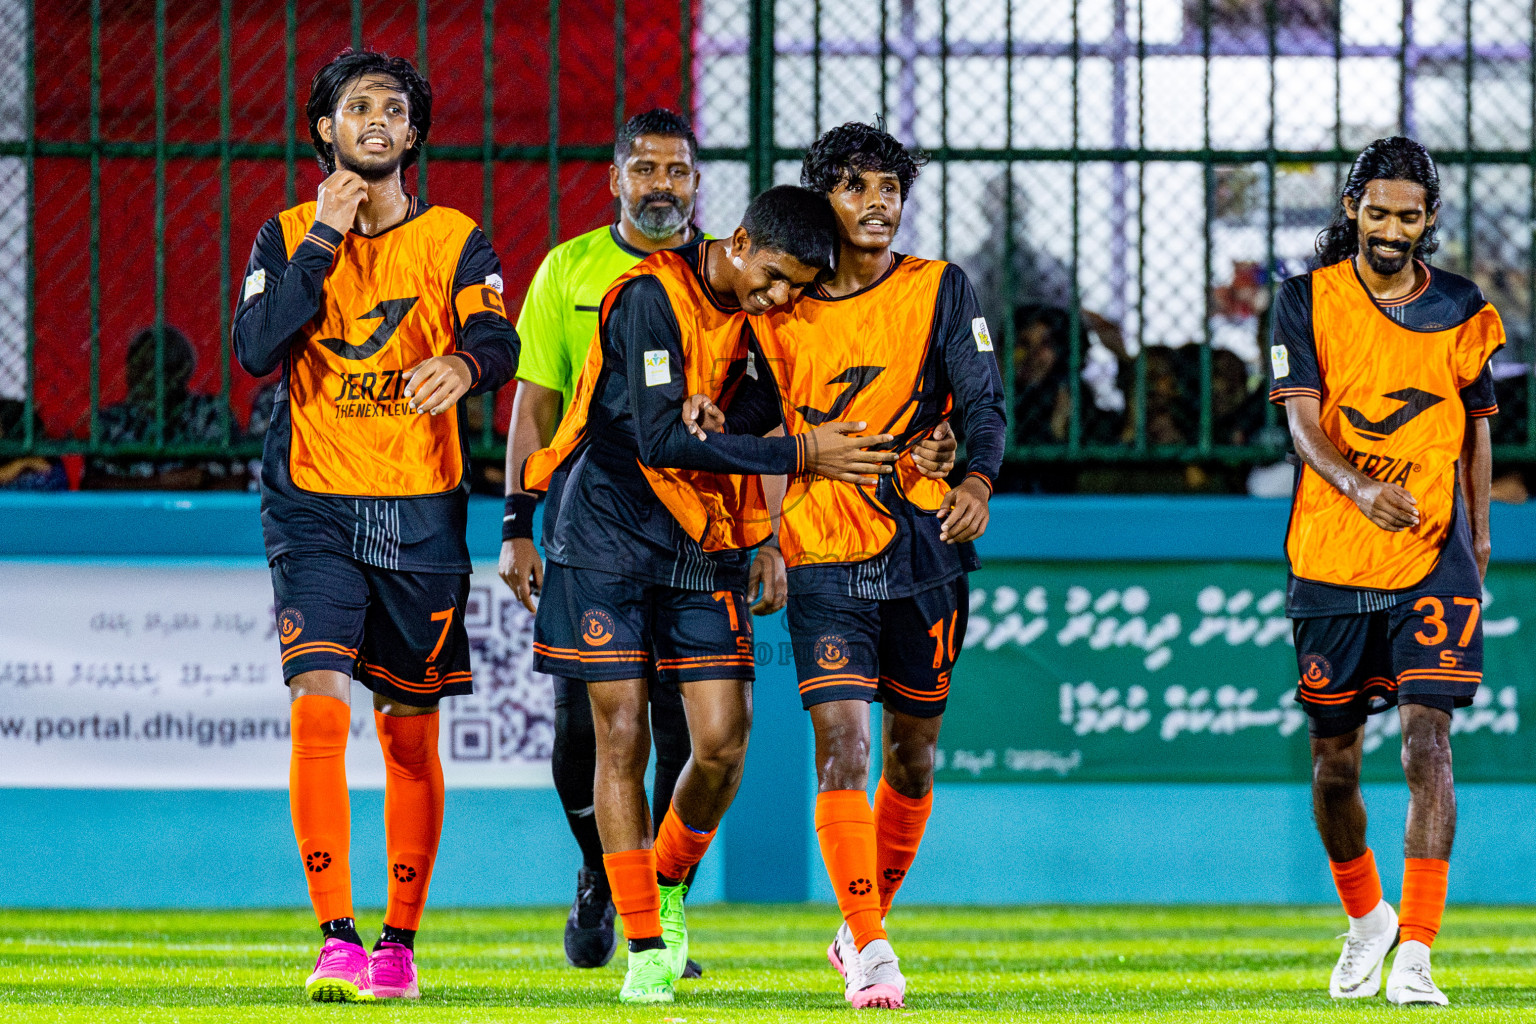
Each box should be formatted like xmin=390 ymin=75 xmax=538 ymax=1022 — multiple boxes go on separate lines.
xmin=658 ymin=881 xmax=690 ymax=979
xmin=618 ymin=946 xmax=675 ymax=1004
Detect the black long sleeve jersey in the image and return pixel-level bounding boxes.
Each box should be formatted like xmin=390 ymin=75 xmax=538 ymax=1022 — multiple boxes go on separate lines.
xmin=234 ymin=198 xmax=519 ymax=574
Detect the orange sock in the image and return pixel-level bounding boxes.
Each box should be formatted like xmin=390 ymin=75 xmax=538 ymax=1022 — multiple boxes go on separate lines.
xmin=1328 ymin=848 xmax=1384 ymax=919
xmin=1400 ymin=858 xmax=1450 ymax=947
xmin=815 ymin=790 xmax=885 ymax=949
xmin=377 ymin=711 xmax=444 ymax=932
xmin=874 ymin=779 xmax=932 ymax=918
xmin=604 ymin=848 xmax=662 ymax=940
xmin=290 ymin=694 xmax=354 ymax=924
xmin=653 ymin=805 xmax=716 ymax=884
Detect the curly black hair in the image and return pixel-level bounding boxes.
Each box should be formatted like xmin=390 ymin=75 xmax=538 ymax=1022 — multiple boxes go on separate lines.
xmin=1315 ymin=136 xmax=1440 ymax=268
xmin=800 ymin=120 xmax=927 ymax=200
xmin=614 ymin=108 xmax=698 ymax=164
xmin=307 ymin=49 xmax=432 ymax=175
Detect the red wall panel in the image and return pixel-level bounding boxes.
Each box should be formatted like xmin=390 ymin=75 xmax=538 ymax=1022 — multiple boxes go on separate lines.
xmin=32 ymin=0 xmax=689 ymax=440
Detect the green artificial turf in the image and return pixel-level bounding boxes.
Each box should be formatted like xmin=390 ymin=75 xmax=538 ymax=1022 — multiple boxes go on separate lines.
xmin=2 ymin=905 xmax=1535 ymax=1022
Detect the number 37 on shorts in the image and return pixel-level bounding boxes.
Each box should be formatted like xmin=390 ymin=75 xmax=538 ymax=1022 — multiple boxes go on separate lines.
xmin=1410 ymin=595 xmax=1481 ymax=673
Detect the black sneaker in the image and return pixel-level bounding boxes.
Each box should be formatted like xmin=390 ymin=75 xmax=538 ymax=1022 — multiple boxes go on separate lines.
xmin=681 ymin=958 xmax=704 ymax=979
xmin=564 ymin=865 xmax=617 ymax=968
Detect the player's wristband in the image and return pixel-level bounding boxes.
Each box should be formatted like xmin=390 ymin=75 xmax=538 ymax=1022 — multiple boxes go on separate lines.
xmin=502 ymin=492 xmax=538 ymax=541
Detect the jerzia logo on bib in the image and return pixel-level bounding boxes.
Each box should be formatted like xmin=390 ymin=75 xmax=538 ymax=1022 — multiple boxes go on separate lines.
xmin=332 ymin=368 xmax=415 ymax=419
xmin=315 ymin=297 xmax=418 ymax=360
xmin=1341 ymin=387 xmax=1444 ymax=441
xmin=1341 ymin=445 xmax=1420 ymax=488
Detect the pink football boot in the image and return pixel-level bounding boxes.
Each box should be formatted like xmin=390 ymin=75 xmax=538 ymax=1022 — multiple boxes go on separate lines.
xmin=366 ymin=941 xmax=421 ymax=999
xmin=304 ymin=937 xmax=372 ymax=1002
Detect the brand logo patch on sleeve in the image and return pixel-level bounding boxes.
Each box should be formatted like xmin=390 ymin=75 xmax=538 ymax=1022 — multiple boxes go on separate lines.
xmin=644 ymin=350 xmax=671 ymax=387
xmin=1270 ymin=344 xmax=1290 ymax=379
xmin=243 ymin=268 xmax=266 ymax=301
xmin=971 ymin=317 xmax=993 ymax=352
xmin=484 ymin=273 xmax=504 ymax=293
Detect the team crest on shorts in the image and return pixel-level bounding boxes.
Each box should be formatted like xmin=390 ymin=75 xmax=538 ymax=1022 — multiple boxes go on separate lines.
xmin=581 ymin=609 xmax=616 ymax=647
xmin=1299 ymin=653 xmax=1332 ymax=689
xmin=278 ymin=608 xmax=305 ymax=645
xmin=815 ymin=635 xmax=850 ymax=671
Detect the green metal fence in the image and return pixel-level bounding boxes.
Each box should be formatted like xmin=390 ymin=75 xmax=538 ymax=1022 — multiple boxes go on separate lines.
xmin=1 ymin=0 xmax=1533 ymax=479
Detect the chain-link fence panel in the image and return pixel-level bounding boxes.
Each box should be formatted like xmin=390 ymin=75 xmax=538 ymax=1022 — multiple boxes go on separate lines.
xmin=3 ymin=0 xmax=1534 ymax=479
xmin=758 ymin=0 xmax=1536 ymax=471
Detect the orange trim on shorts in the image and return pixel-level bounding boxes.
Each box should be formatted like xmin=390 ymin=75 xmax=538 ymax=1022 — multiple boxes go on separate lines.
xmin=799 ymin=673 xmax=878 ymax=695
xmin=1398 ymin=669 xmax=1481 ymax=684
xmin=282 ymin=641 xmax=358 ymax=664
xmin=879 ymin=676 xmax=950 ymax=702
xmin=364 ymin=662 xmax=440 ymax=694
xmin=532 ymin=642 xmax=648 ymax=663
xmin=654 ymin=654 xmax=756 ymax=670
xmin=1297 ymin=675 xmax=1397 ymax=705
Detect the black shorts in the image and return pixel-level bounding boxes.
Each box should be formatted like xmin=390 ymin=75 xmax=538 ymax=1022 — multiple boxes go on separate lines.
xmin=270 ymin=551 xmax=472 ymax=708
xmin=532 ymin=562 xmax=755 ymax=685
xmin=1293 ymin=594 xmax=1484 ymax=738
xmin=787 ymin=576 xmax=968 ymax=719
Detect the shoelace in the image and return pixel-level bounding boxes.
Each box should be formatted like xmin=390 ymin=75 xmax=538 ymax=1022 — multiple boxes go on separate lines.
xmin=631 ymin=951 xmax=673 ymax=986
xmin=1333 ymin=928 xmax=1391 ymax=984
xmin=575 ymin=871 xmax=611 ymax=928
xmin=1398 ymin=958 xmax=1436 ymax=992
xmin=317 ymin=943 xmax=365 ymax=973
xmin=370 ymin=945 xmax=412 ymax=985
xmin=1333 ymin=933 xmax=1370 ymax=979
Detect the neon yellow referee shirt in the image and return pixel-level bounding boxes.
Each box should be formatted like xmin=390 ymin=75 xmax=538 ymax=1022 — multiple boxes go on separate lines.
xmin=515 ymin=223 xmax=701 ymax=409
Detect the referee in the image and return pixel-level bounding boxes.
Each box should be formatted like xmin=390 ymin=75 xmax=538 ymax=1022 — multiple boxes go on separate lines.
xmin=499 ymin=109 xmax=704 ymax=973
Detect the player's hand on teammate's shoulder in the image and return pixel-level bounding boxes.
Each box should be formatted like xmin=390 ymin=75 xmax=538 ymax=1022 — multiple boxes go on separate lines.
xmin=682 ymin=394 xmax=726 ymax=439
xmin=1352 ymin=477 xmax=1419 ymax=533
xmin=315 ymin=170 xmax=369 ymax=234
xmin=748 ymin=543 xmax=787 ymax=615
xmin=937 ymin=475 xmax=991 ymax=544
xmin=912 ymin=421 xmax=957 ymax=480
xmin=802 ymin=422 xmax=898 ymax=485
xmin=403 ymin=355 xmax=473 ymax=416
xmin=499 ymin=538 xmax=543 ymax=614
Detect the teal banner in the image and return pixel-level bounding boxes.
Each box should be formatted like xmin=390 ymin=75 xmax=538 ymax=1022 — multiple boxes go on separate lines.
xmin=938 ymin=564 xmax=1531 ymax=784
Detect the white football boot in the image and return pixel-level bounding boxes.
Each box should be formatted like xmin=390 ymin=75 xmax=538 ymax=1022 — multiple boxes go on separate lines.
xmin=827 ymin=921 xmax=862 ymax=992
xmin=850 ymin=937 xmax=906 ymax=1010
xmin=1330 ymin=900 xmax=1399 ymax=999
xmin=1386 ymin=940 xmax=1450 ymax=1006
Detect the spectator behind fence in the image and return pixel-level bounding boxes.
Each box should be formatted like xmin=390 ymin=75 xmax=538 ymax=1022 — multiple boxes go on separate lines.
xmin=1211 ymin=348 xmax=1268 ymax=447
xmin=0 ymin=399 xmax=68 ymax=490
xmin=82 ymin=326 xmax=246 ymax=490
xmin=1011 ymin=303 xmax=1130 ymax=447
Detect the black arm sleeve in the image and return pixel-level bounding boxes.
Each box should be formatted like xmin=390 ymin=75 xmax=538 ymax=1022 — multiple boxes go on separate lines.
xmin=1267 ymin=274 xmax=1322 ymax=403
xmin=451 ymin=227 xmax=521 ymax=395
xmin=1460 ymin=363 xmax=1498 ymax=417
xmin=613 ymin=277 xmax=801 ymax=475
xmin=231 ymin=218 xmax=343 ymax=378
xmin=721 ymin=334 xmax=787 ymax=437
xmin=935 ymin=265 xmax=1007 ymax=486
